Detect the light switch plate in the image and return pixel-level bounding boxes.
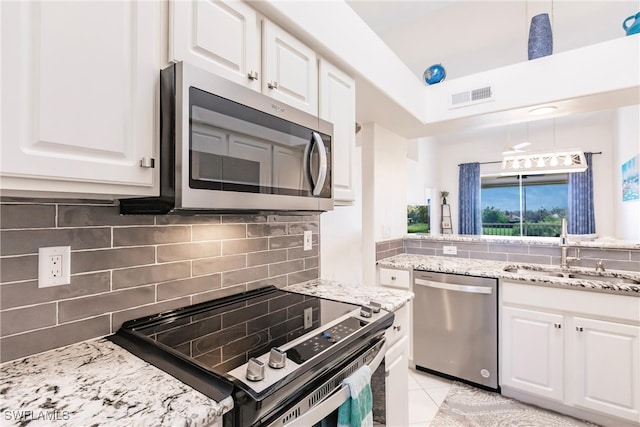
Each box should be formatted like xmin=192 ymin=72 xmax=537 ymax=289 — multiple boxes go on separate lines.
xmin=38 ymin=246 xmax=71 ymax=287
xmin=443 ymin=245 xmax=458 ymax=255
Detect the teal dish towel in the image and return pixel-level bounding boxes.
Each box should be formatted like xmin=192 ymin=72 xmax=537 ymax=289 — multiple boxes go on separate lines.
xmin=337 ymin=365 xmax=373 ymax=427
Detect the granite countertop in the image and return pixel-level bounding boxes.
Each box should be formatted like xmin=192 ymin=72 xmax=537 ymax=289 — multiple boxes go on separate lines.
xmin=0 ymin=280 xmax=411 ymax=427
xmin=285 ymin=279 xmax=414 ymax=311
xmin=0 ymin=338 xmax=233 ymax=427
xmin=405 ymin=233 xmax=640 ymax=250
xmin=378 ymin=254 xmax=640 ymax=295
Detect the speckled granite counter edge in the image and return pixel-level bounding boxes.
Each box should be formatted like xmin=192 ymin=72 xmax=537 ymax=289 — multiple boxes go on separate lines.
xmin=378 ymin=254 xmax=640 ymax=295
xmin=404 ymin=234 xmax=640 ymax=250
xmin=0 ymin=337 xmax=233 ymax=427
xmin=285 ymin=279 xmax=414 ymax=311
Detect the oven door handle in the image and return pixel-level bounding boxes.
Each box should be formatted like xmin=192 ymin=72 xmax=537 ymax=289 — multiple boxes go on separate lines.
xmin=284 ymin=339 xmax=386 ymax=427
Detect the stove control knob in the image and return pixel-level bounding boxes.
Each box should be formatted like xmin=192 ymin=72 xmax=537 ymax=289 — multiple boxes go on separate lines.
xmin=268 ymin=348 xmax=287 ymax=369
xmin=369 ymin=301 xmax=382 ymax=313
xmin=246 ymin=358 xmax=265 ymax=381
xmin=360 ymin=305 xmax=373 ymax=318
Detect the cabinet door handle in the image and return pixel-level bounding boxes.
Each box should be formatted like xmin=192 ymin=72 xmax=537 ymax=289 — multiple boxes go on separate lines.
xmin=139 ymin=157 xmax=155 ymax=168
xmin=267 ymin=81 xmax=278 ymax=90
xmin=554 ymin=323 xmax=562 ymax=329
xmin=393 ymin=325 xmax=401 ymax=331
xmin=576 ymin=326 xmax=584 ymax=332
xmin=391 ymin=276 xmax=397 ymax=281
xmin=247 ymin=70 xmax=259 ymax=81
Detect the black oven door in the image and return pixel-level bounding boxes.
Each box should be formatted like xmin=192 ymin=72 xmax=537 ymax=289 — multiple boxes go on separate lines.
xmin=246 ymin=337 xmax=386 ymax=427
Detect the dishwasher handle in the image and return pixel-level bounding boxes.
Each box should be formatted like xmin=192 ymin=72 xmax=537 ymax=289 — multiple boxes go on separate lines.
xmin=414 ymin=278 xmax=493 ymax=295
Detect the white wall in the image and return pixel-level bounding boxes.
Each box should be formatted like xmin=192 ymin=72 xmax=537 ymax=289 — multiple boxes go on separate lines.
xmin=407 ymin=138 xmax=441 ymax=233
xmin=434 ymin=110 xmax=618 ymax=237
xmin=362 ymin=123 xmax=407 ymax=285
xmin=320 ymin=134 xmax=363 ymax=284
xmin=614 ymin=105 xmax=640 ymax=241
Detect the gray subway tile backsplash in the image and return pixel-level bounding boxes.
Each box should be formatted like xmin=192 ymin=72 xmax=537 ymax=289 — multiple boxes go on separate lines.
xmin=157 ymin=241 xmax=221 ymax=262
xmin=376 ymin=237 xmax=639 ymax=273
xmin=0 ymin=315 xmax=111 ymax=362
xmin=0 ymin=272 xmax=111 ymax=310
xmin=192 ymin=254 xmax=247 ymax=276
xmin=0 ymin=199 xmax=319 ymax=363
xmin=0 ymin=203 xmax=56 ymax=229
xmin=113 ymin=225 xmax=191 ymax=247
xmin=0 ymin=227 xmax=111 ymax=256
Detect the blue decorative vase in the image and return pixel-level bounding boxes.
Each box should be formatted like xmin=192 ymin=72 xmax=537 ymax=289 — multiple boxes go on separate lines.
xmin=423 ymin=64 xmax=446 ymax=85
xmin=623 ymin=12 xmax=640 ymax=35
xmin=528 ymin=13 xmax=553 ymax=60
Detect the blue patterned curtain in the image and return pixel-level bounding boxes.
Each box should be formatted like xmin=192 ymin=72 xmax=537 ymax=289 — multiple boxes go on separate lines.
xmin=568 ymin=152 xmax=595 ymax=234
xmin=458 ymin=162 xmax=482 ymax=235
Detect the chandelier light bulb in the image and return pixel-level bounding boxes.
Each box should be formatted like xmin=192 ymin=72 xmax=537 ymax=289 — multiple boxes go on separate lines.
xmin=564 ymin=154 xmax=572 ymax=166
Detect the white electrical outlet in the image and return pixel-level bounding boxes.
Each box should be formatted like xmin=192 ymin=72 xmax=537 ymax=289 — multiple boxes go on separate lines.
xmin=443 ymin=245 xmax=458 ymax=255
xmin=303 ymin=230 xmax=312 ymax=251
xmin=38 ymin=246 xmax=71 ymax=288
xmin=304 ymin=307 xmax=313 ymax=329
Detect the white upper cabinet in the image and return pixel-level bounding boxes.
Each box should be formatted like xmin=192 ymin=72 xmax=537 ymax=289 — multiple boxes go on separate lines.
xmin=169 ymin=0 xmax=260 ymax=91
xmin=170 ymin=2 xmax=318 ymax=116
xmin=1 ymin=1 xmax=161 ymax=197
xmin=319 ymin=60 xmax=356 ymax=203
xmin=262 ymin=20 xmax=318 ymax=116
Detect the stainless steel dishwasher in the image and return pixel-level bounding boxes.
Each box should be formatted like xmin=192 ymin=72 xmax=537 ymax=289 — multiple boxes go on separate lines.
xmin=413 ymin=270 xmax=499 ymax=390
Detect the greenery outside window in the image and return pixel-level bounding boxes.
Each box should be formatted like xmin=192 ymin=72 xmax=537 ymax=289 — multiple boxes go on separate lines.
xmin=481 ymin=173 xmax=568 ymax=237
xmin=407 ymin=205 xmax=430 ymax=234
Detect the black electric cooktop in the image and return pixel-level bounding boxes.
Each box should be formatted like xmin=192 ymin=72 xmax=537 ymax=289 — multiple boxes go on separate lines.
xmin=109 ymin=286 xmax=361 ymax=401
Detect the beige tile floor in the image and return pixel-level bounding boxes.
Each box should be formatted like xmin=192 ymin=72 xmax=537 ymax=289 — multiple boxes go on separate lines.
xmin=407 ymin=368 xmax=453 ymax=426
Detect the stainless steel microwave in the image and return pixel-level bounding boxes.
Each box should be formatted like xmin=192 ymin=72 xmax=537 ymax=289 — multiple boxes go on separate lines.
xmin=120 ymin=62 xmax=333 ymax=214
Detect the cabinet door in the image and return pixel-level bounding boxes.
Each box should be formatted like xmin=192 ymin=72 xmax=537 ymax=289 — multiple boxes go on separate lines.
xmin=385 ymin=335 xmax=409 ymax=427
xmin=319 ymin=60 xmax=355 ymax=203
xmin=1 ymin=1 xmax=159 ymax=197
xmin=169 ymin=0 xmax=260 ymax=91
xmin=572 ymin=317 xmax=640 ymax=422
xmin=262 ymin=20 xmax=318 ymax=116
xmin=501 ymin=306 xmax=564 ymax=401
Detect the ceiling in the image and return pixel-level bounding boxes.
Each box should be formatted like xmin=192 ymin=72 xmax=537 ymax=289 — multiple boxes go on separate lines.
xmin=345 ymin=0 xmax=640 ymax=140
xmin=346 ymin=0 xmax=638 ymax=81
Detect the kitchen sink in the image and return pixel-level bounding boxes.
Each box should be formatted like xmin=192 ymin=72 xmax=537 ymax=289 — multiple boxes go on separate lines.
xmin=564 ymin=273 xmax=639 ymax=284
xmin=504 ymin=268 xmax=567 ymax=278
xmin=503 ymin=266 xmax=640 ymax=284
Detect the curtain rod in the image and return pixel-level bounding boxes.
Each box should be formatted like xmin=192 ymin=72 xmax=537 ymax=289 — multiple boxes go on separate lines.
xmin=463 ymin=152 xmax=603 ymax=167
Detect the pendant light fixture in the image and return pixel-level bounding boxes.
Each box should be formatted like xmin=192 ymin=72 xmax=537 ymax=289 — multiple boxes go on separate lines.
xmin=501 ymin=119 xmax=588 ymax=175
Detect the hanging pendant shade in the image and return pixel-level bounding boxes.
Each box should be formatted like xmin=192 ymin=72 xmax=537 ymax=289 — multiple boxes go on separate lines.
xmin=501 ymin=150 xmax=587 ymax=175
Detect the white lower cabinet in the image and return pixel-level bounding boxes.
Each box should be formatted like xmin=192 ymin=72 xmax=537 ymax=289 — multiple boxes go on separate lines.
xmin=572 ymin=316 xmax=640 ymax=421
xmin=502 ymin=306 xmax=564 ymax=401
xmin=384 ymin=303 xmax=409 ymax=427
xmin=501 ymin=282 xmax=640 ymax=425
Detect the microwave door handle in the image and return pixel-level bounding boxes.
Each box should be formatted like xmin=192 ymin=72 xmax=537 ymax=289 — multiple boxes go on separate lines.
xmin=304 ymin=134 xmax=316 ymax=191
xmin=311 ymin=132 xmax=327 ymax=196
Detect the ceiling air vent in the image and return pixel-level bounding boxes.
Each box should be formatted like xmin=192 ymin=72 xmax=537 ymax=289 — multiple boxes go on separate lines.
xmin=449 ymin=85 xmax=494 ymax=109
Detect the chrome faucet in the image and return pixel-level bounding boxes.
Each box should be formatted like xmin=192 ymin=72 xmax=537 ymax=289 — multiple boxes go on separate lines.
xmin=559 ymin=218 xmax=580 ymax=269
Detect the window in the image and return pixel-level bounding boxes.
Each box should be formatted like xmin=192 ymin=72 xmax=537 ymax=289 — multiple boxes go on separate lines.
xmin=481 ymin=173 xmax=568 ymax=237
